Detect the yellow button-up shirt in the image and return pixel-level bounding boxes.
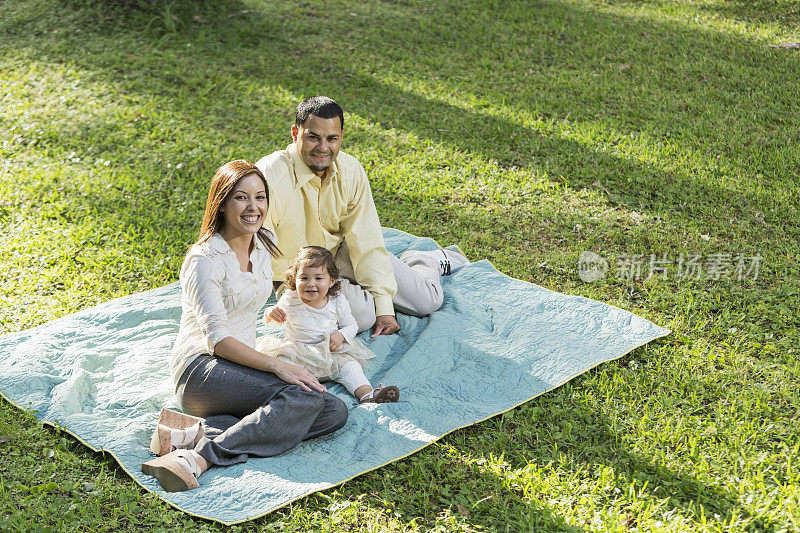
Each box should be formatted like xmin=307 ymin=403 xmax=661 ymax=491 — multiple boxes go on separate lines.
xmin=256 ymin=143 xmax=398 ymax=316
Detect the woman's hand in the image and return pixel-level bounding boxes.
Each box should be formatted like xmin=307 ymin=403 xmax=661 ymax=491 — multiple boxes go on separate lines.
xmin=272 ymin=359 xmax=327 ymax=393
xmin=265 ymin=305 xmax=287 ymax=324
xmin=214 ymin=337 xmax=327 ymax=392
xmin=329 ymin=332 xmax=345 ymax=352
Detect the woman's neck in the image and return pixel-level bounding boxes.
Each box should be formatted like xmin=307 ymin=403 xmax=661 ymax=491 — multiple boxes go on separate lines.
xmin=219 ymin=229 xmax=254 ymax=273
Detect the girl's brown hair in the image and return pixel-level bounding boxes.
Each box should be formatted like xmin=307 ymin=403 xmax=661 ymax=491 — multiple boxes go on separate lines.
xmin=285 ymin=246 xmax=341 ymax=296
xmin=196 ymin=160 xmax=280 ymax=258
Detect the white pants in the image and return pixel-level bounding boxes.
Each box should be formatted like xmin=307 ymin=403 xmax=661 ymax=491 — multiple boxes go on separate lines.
xmin=334 ymin=241 xmax=444 ymax=332
xmin=328 ymin=360 xmax=371 ymax=397
xmin=272 ymin=354 xmax=370 ymax=397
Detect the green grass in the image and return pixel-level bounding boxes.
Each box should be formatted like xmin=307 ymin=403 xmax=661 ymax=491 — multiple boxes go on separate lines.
xmin=1 ymin=0 xmax=799 ymax=530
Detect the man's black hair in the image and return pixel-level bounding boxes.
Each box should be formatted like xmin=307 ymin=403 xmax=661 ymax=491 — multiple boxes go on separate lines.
xmin=295 ymin=96 xmax=344 ymax=130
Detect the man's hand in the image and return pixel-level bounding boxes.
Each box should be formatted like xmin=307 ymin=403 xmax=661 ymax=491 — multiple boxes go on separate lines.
xmin=371 ymin=314 xmax=400 ymax=337
xmin=265 ymin=305 xmax=287 ymax=324
xmin=329 ymin=331 xmax=345 ymax=352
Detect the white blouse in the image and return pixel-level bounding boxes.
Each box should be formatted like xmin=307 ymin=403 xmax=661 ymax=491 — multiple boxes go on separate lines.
xmin=276 ymin=290 xmax=359 ymax=345
xmin=170 ymin=232 xmax=274 ymax=385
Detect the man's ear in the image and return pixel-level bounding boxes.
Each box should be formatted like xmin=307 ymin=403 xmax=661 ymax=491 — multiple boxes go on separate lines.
xmin=291 ymin=124 xmax=299 ymax=141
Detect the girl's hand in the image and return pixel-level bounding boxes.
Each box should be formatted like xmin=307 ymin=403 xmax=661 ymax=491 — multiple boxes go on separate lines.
xmin=266 ymin=305 xmax=287 ymax=324
xmin=329 ymin=331 xmax=345 ymax=352
xmin=273 ymin=360 xmax=326 ymax=393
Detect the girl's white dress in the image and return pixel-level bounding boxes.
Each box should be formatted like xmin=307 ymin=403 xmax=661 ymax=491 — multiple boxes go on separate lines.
xmin=256 ymin=290 xmax=375 ymax=378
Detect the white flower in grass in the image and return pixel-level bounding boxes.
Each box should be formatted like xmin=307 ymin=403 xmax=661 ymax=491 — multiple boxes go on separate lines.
xmin=176 ymin=163 xmax=183 ymax=169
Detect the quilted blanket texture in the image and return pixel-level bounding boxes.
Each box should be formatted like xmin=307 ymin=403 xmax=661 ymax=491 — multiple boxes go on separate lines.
xmin=0 ymin=228 xmax=669 ymax=524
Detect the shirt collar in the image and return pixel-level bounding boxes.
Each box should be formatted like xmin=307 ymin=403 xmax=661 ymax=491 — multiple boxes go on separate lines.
xmin=208 ymin=233 xmax=232 ymax=255
xmin=208 ymin=232 xmax=266 ymax=254
xmin=287 ymin=143 xmax=340 ymax=189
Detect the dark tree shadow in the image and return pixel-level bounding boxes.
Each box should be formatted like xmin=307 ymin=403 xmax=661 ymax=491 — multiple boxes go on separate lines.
xmin=1 ymin=0 xmax=795 ymax=528
xmin=700 ymin=0 xmax=800 ymax=27
xmin=5 ymin=0 xmax=798 ymax=250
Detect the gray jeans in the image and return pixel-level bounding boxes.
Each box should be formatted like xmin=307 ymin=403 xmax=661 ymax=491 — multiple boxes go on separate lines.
xmin=176 ymin=355 xmax=348 ymax=467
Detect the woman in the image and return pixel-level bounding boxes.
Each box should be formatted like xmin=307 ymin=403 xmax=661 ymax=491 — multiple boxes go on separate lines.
xmin=141 ymin=160 xmax=348 ymax=492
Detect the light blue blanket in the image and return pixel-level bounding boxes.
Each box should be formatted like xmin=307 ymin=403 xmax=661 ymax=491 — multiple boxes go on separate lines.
xmin=0 ymin=228 xmax=669 ymax=524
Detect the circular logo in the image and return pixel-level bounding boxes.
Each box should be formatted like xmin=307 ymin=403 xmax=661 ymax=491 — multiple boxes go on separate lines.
xmin=578 ymin=251 xmax=608 ymax=282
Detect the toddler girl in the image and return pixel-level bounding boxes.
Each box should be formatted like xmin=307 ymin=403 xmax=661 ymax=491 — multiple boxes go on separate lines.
xmin=257 ymin=246 xmax=400 ymax=403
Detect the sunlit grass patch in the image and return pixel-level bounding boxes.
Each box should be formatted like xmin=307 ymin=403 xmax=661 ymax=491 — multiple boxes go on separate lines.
xmin=0 ymin=0 xmax=799 ymax=530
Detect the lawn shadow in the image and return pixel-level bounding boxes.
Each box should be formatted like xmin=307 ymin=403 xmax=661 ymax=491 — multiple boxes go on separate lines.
xmin=700 ymin=0 xmax=800 ymax=28
xmin=474 ymin=377 xmax=756 ymax=528
xmin=355 ymin=340 xmax=757 ymax=530
xmin=5 ymin=0 xmax=798 ymax=254
xmin=0 ymin=0 xmax=794 ymax=529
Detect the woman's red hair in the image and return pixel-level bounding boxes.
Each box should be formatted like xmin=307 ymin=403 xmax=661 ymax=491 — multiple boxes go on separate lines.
xmin=196 ymin=160 xmax=280 ymax=258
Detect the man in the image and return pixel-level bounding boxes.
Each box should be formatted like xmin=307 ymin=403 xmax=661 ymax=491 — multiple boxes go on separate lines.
xmin=256 ymin=96 xmax=468 ymax=336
